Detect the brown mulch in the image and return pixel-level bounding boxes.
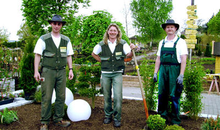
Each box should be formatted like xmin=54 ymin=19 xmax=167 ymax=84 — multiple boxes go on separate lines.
xmin=0 ymin=94 xmax=204 ymax=130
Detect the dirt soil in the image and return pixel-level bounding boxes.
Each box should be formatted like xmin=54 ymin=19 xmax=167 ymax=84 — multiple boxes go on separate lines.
xmin=0 ymin=94 xmax=205 ymax=130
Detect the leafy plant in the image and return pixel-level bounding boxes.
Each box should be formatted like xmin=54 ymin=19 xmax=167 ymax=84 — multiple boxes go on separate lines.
xmin=146 ymin=114 xmax=166 ymax=130
xmin=0 ymin=108 xmax=18 ymax=124
xmin=201 ymin=116 xmax=220 ymax=130
xmin=182 ymin=61 xmax=205 ymax=120
xmin=66 ymin=66 xmax=77 ymax=94
xmin=74 ymin=65 xmax=101 ymax=109
xmin=34 ymin=88 xmax=41 ymax=103
xmin=165 ymin=124 xmax=185 ymax=130
xmin=139 ymin=58 xmax=158 ymax=111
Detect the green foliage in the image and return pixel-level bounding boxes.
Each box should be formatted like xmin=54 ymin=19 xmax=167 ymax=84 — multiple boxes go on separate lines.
xmin=19 ymin=37 xmax=38 ymax=99
xmin=66 ymin=66 xmax=77 ymax=94
xmin=0 ymin=108 xmax=18 ymax=124
xmin=139 ymin=58 xmax=157 ymax=111
xmin=34 ymin=88 xmax=41 ymax=103
xmin=0 ymin=28 xmax=9 ymax=44
xmin=182 ymin=61 xmax=205 ymax=120
xmin=146 ymin=114 xmax=166 ymax=130
xmin=207 ymin=10 xmax=220 ymax=35
xmin=204 ymin=43 xmax=212 ymax=57
xmin=130 ymin=0 xmax=173 ymax=45
xmin=165 ymin=124 xmax=185 ymax=130
xmin=74 ymin=65 xmax=101 ymax=109
xmin=201 ymin=116 xmax=220 ymax=130
xmin=21 ymin=0 xmax=90 ymax=37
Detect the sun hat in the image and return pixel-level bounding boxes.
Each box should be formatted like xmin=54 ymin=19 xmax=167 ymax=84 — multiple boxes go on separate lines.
xmin=48 ymin=14 xmax=66 ymax=25
xmin=161 ymin=19 xmax=179 ymax=30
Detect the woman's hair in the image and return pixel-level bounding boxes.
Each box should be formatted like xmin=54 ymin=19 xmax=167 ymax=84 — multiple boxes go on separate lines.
xmin=103 ymin=23 xmax=122 ymax=44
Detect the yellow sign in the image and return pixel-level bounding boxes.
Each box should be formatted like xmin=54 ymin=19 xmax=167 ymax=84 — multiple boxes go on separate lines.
xmin=187 ymin=5 xmax=197 ymax=10
xmin=186 ymin=20 xmax=195 ymax=25
xmin=185 ymin=29 xmax=198 ymax=35
xmin=187 ymin=44 xmax=195 ymax=49
xmin=186 ymin=34 xmax=196 ymax=39
xmin=187 ymin=11 xmax=196 ymax=15
xmin=187 ymin=25 xmax=198 ymax=29
xmin=185 ymin=39 xmax=197 ymax=44
xmin=188 ymin=15 xmax=198 ymax=20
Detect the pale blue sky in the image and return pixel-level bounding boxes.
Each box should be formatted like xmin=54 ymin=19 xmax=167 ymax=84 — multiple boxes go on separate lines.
xmin=0 ymin=0 xmax=219 ymax=41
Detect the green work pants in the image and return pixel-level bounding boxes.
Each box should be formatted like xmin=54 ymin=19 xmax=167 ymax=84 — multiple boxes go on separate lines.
xmin=158 ymin=65 xmax=181 ymax=125
xmin=40 ymin=67 xmax=66 ymax=124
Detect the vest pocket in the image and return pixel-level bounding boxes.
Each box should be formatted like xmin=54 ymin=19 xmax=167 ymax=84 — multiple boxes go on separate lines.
xmin=44 ymin=52 xmax=55 ymax=57
xmin=100 ymin=57 xmax=110 ymax=61
xmin=60 ymin=52 xmax=67 ymax=57
xmin=115 ymin=55 xmax=124 ymax=60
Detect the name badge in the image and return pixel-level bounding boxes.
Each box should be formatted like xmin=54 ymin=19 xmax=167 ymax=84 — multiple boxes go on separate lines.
xmin=116 ymin=52 xmax=122 ymax=56
xmin=60 ymin=47 xmax=66 ymax=52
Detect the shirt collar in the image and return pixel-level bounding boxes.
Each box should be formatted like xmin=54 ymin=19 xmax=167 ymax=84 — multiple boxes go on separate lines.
xmin=108 ymin=39 xmax=117 ymax=44
xmin=165 ymin=35 xmax=178 ymax=43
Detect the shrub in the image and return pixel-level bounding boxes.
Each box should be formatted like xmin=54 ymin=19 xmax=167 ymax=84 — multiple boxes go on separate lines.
xmin=140 ymin=59 xmax=157 ymax=111
xmin=165 ymin=124 xmax=185 ymax=130
xmin=34 ymin=88 xmax=41 ymax=103
xmin=201 ymin=116 xmax=220 ymax=130
xmin=182 ymin=61 xmax=205 ymax=120
xmin=146 ymin=114 xmax=166 ymax=130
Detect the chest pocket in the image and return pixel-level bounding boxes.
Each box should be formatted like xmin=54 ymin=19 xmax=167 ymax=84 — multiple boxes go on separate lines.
xmin=161 ymin=50 xmax=176 ymax=63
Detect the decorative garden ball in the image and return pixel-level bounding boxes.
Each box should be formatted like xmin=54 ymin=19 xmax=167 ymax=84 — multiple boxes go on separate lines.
xmin=51 ymin=87 xmax=74 ymax=106
xmin=67 ymin=99 xmax=91 ymax=122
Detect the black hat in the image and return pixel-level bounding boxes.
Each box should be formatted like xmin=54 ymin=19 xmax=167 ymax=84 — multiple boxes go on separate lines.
xmin=48 ymin=14 xmax=66 ymax=25
xmin=161 ymin=19 xmax=179 ymax=30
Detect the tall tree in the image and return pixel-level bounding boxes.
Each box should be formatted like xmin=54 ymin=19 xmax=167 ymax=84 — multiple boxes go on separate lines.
xmin=207 ymin=10 xmax=220 ymax=35
xmin=21 ymin=0 xmax=90 ymax=37
xmin=0 ymin=28 xmax=9 ymax=44
xmin=130 ymin=0 xmax=173 ymax=47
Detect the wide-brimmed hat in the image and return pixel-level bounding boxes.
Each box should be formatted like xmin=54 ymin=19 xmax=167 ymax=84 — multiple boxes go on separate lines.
xmin=48 ymin=14 xmax=66 ymax=25
xmin=161 ymin=19 xmax=179 ymax=30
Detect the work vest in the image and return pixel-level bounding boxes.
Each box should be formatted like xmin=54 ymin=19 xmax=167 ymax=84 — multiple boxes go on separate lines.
xmin=99 ymin=40 xmax=126 ymax=72
xmin=41 ymin=33 xmax=69 ymax=70
xmin=160 ymin=37 xmax=180 ymax=65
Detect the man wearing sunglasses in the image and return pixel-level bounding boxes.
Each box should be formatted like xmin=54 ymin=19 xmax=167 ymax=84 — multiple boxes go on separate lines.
xmin=34 ymin=14 xmax=74 ymax=130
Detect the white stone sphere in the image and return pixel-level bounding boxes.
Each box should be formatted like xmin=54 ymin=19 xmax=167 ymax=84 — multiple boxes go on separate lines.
xmin=67 ymin=99 xmax=91 ymax=122
xmin=51 ymin=87 xmax=74 ymax=106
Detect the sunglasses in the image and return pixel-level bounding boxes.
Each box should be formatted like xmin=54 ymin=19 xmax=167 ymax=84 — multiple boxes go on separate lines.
xmin=52 ymin=22 xmax=62 ymax=26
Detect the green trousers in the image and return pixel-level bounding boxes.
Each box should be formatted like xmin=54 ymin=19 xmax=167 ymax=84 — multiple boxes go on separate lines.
xmin=40 ymin=67 xmax=66 ymax=124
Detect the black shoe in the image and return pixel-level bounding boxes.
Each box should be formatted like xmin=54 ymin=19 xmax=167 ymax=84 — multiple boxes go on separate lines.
xmin=114 ymin=120 xmax=121 ymax=127
xmin=103 ymin=117 xmax=112 ymax=124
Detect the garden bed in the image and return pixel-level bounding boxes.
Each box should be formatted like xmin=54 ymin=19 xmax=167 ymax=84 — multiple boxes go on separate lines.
xmin=0 ymin=94 xmax=204 ymax=130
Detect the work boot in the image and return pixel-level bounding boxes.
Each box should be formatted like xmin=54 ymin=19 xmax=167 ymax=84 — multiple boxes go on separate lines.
xmin=40 ymin=124 xmax=48 ymax=130
xmin=54 ymin=120 xmax=71 ymax=127
xmin=114 ymin=120 xmax=121 ymax=127
xmin=103 ymin=117 xmax=112 ymax=124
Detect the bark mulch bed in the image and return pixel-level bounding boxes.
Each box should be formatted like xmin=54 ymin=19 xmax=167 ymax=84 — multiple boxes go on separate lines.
xmin=0 ymin=94 xmax=205 ymax=130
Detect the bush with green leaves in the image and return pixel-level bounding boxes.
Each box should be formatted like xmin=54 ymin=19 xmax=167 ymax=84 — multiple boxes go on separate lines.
xmin=146 ymin=114 xmax=166 ymax=130
xmin=182 ymin=61 xmax=205 ymax=120
xmin=74 ymin=65 xmax=101 ymax=109
xmin=34 ymin=88 xmax=41 ymax=103
xmin=139 ymin=58 xmax=158 ymax=111
xmin=66 ymin=66 xmax=77 ymax=94
xmin=201 ymin=116 xmax=220 ymax=130
xmin=0 ymin=108 xmax=18 ymax=124
xmin=165 ymin=124 xmax=185 ymax=130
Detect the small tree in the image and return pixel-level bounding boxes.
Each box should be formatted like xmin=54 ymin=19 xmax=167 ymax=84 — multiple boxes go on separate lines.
xmin=74 ymin=64 xmax=101 ymax=109
xmin=204 ymin=43 xmax=212 ymax=57
xmin=19 ymin=37 xmax=38 ymax=100
xmin=140 ymin=58 xmax=158 ymax=111
xmin=182 ymin=61 xmax=205 ymax=120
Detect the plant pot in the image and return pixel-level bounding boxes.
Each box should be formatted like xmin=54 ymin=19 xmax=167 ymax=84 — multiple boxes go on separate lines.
xmin=0 ymin=98 xmax=14 ymax=105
